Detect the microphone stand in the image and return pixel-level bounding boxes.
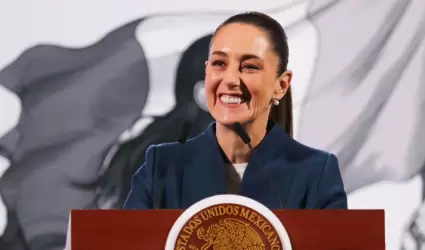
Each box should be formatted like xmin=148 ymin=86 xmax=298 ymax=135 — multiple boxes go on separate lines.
xmin=153 ymin=122 xmax=191 ymax=209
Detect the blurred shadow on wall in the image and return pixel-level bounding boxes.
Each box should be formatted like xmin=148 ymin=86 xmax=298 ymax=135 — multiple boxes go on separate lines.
xmin=98 ymin=35 xmax=215 ymax=209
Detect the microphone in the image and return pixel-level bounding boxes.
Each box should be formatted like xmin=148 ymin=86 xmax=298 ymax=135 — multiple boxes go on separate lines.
xmin=232 ymin=122 xmax=252 ymax=148
xmin=232 ymin=122 xmax=284 ymax=209
xmin=153 ymin=121 xmax=191 ymax=209
xmin=178 ymin=122 xmax=191 ymax=144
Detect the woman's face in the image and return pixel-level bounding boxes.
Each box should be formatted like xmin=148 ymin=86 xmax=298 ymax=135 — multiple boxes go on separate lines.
xmin=205 ymin=22 xmax=290 ymax=127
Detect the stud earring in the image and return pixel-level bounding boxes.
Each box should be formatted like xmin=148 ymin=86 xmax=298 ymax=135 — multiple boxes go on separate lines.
xmin=272 ymin=98 xmax=280 ymax=106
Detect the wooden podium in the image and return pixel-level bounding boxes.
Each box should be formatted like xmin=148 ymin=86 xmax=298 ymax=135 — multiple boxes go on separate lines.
xmin=69 ymin=209 xmax=385 ymax=249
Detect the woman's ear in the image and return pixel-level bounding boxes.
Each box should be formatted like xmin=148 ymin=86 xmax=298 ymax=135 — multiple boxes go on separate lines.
xmin=274 ymin=70 xmax=292 ymax=99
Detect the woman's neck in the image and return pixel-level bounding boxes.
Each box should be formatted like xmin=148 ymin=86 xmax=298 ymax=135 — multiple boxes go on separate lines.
xmin=216 ymin=119 xmax=268 ymax=164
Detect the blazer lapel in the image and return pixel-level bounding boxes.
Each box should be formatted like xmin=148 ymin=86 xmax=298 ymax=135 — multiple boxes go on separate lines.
xmin=240 ymin=123 xmax=295 ymax=209
xmin=240 ymin=160 xmax=296 ymax=209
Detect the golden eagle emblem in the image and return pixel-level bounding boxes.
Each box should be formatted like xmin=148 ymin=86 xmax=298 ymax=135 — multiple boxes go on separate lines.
xmin=197 ymin=218 xmax=266 ymax=250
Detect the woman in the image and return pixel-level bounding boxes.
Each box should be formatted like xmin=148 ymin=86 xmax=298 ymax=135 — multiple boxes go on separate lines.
xmin=123 ymin=11 xmax=347 ymax=210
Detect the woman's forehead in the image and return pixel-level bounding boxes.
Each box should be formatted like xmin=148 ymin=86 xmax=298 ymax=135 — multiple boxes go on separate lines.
xmin=210 ymin=23 xmax=273 ymax=58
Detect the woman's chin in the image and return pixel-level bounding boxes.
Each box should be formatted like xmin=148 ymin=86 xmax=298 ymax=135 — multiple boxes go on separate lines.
xmin=215 ymin=117 xmax=249 ymax=126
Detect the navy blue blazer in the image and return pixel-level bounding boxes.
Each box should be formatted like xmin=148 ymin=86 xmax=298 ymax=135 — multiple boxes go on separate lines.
xmin=123 ymin=122 xmax=347 ymax=209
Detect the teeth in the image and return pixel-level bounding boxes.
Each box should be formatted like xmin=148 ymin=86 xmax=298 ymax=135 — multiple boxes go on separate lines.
xmin=220 ymin=95 xmax=242 ymax=104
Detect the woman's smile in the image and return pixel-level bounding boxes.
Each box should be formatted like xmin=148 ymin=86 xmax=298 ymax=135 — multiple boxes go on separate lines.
xmin=217 ymin=93 xmax=250 ymax=109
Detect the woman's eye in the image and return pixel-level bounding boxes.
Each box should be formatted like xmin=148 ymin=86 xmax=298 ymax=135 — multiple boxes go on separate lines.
xmin=242 ymin=64 xmax=259 ymax=70
xmin=212 ymin=60 xmax=225 ymax=67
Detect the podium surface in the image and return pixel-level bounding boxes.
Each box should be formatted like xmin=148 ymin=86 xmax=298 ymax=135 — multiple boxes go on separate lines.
xmin=70 ymin=209 xmax=384 ymax=250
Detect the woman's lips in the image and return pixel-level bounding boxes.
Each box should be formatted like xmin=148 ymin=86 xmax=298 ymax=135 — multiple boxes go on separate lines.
xmin=217 ymin=94 xmax=247 ymax=108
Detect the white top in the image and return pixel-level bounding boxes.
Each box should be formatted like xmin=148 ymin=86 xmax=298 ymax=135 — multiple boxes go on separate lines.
xmin=226 ymin=163 xmax=248 ymax=194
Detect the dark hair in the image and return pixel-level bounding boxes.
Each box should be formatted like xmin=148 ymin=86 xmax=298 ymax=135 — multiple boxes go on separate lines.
xmin=212 ymin=11 xmax=293 ymax=137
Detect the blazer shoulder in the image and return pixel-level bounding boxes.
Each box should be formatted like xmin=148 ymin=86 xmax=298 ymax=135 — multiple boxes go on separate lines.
xmin=147 ymin=133 xmax=206 ymax=171
xmin=284 ymin=136 xmax=334 ymax=164
xmin=153 ymin=141 xmax=180 ymax=154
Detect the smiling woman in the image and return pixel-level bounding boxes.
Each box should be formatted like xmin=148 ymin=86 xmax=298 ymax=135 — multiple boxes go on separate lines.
xmin=124 ymin=11 xmax=347 ymax=210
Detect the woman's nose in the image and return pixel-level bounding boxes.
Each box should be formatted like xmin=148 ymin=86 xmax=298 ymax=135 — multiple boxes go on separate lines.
xmin=221 ymin=68 xmax=240 ymax=88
